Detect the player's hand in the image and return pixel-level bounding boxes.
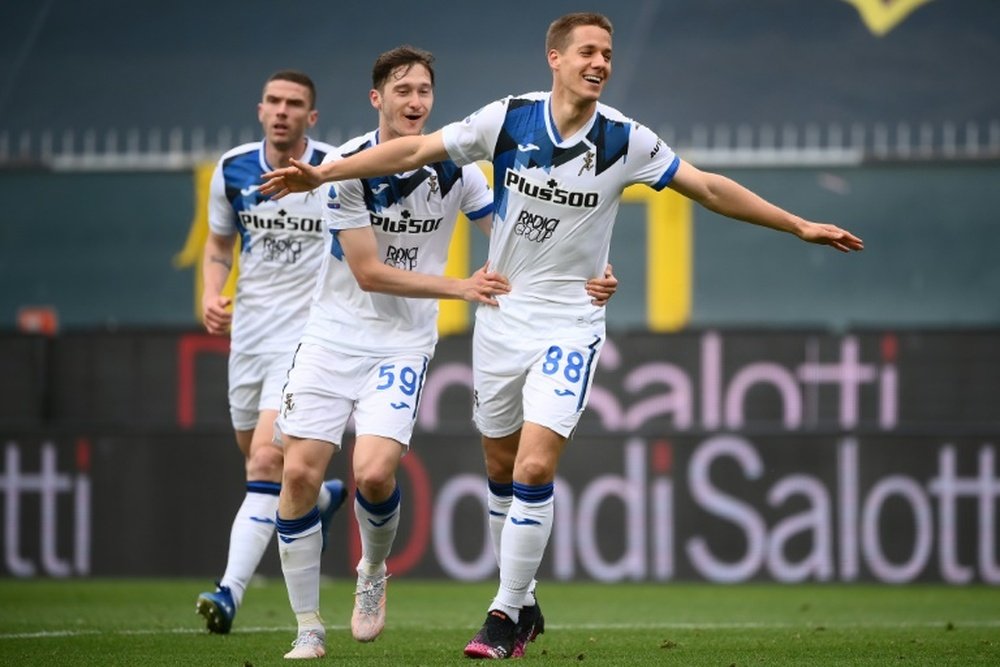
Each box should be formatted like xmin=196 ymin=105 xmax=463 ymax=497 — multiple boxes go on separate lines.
xmin=460 ymin=262 xmax=511 ymax=306
xmin=202 ymin=294 xmax=233 ymax=335
xmin=799 ymin=222 xmax=864 ymax=253
xmin=259 ymin=158 xmax=322 ymax=200
xmin=586 ymin=263 xmax=618 ymax=306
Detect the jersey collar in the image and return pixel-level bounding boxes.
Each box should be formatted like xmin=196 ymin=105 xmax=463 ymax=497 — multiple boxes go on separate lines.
xmin=544 ymin=93 xmax=598 ymax=147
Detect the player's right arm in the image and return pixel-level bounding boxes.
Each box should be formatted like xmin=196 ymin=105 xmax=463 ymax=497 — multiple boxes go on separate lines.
xmin=668 ymin=160 xmax=864 ymax=253
xmin=201 ymin=231 xmax=235 ymax=335
xmin=335 ymin=226 xmax=509 ymax=305
xmin=260 ymin=132 xmax=450 ymax=198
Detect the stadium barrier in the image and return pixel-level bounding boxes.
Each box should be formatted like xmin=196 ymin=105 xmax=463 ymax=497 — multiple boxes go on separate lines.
xmin=1 ymin=329 xmax=998 ymax=582
xmin=3 ymin=119 xmax=998 ymax=171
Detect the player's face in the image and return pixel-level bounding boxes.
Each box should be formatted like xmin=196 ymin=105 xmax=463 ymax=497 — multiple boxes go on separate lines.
xmin=257 ymin=80 xmax=318 ymax=151
xmin=372 ymin=63 xmax=434 ymax=141
xmin=551 ymin=25 xmax=613 ymax=104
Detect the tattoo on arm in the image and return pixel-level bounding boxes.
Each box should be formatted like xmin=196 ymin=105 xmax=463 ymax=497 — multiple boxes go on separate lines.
xmin=209 ymin=255 xmax=232 ymax=270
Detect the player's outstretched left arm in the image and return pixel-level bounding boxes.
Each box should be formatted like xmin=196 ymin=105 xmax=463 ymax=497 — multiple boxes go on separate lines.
xmin=257 ymin=159 xmax=324 ymax=199
xmin=795 ymin=221 xmax=865 ymax=253
xmin=261 ymin=132 xmax=451 ymax=200
xmin=668 ymin=160 xmax=864 ymax=253
xmin=586 ymin=264 xmax=618 ymax=306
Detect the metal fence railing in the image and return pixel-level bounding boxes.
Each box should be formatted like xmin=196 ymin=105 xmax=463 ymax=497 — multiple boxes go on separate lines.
xmin=1 ymin=119 xmax=998 ymax=171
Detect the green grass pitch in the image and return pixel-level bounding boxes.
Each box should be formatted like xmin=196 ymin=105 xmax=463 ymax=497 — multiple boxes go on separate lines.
xmin=0 ymin=579 xmax=997 ymax=665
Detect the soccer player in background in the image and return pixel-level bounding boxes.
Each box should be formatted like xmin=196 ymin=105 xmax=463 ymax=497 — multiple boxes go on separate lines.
xmin=259 ymin=10 xmax=859 ymax=658
xmin=195 ymin=70 xmax=347 ymax=635
xmin=268 ymin=46 xmax=618 ymax=660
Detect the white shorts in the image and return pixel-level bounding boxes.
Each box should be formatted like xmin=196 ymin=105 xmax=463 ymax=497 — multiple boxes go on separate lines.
xmin=472 ymin=319 xmax=604 ymax=438
xmin=274 ymin=342 xmax=431 ymax=451
xmin=228 ymin=349 xmax=295 ymax=431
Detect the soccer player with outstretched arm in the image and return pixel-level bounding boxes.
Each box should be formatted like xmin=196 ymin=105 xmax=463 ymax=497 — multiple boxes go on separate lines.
xmin=266 ymin=46 xmax=618 ymax=660
xmin=261 ymin=14 xmax=862 ymax=660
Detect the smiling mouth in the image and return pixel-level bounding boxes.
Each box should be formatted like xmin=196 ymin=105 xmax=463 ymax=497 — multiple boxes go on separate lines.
xmin=583 ymin=75 xmax=603 ymax=85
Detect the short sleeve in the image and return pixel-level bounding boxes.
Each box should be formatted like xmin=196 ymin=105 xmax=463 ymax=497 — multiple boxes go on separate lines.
xmin=323 ymin=176 xmax=371 ymax=232
xmin=627 ymin=123 xmax=681 ymax=191
xmin=441 ymin=98 xmax=508 ymax=166
xmin=207 ymin=159 xmax=236 ymax=236
xmin=460 ymin=164 xmax=494 ymax=220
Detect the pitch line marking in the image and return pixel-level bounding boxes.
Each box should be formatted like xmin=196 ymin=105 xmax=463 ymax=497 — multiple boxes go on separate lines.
xmin=3 ymin=620 xmax=1000 ymax=640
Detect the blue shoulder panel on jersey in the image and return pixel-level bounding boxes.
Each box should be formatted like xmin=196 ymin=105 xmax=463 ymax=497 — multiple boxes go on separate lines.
xmin=360 ymin=159 xmax=463 ymax=213
xmin=363 ymin=171 xmax=431 ymax=212
xmin=429 ymin=160 xmax=463 ymax=198
xmin=222 ymin=149 xmax=266 ymax=209
xmin=492 ymin=98 xmax=549 ymax=220
xmin=222 ymin=148 xmax=265 ymax=250
xmin=586 ymin=114 xmax=631 ymax=175
xmin=490 ymin=99 xmax=630 ymax=220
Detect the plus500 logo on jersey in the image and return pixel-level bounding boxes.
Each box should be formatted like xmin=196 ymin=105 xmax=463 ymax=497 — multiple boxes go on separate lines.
xmin=505 ymin=169 xmax=599 ymax=208
xmin=370 ymin=213 xmax=444 ymax=234
xmin=238 ymin=212 xmax=324 ymax=233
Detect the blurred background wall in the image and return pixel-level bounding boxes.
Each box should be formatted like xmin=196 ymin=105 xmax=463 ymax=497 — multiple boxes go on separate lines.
xmin=1 ymin=0 xmax=999 ymax=331
xmin=1 ymin=0 xmax=998 ymax=581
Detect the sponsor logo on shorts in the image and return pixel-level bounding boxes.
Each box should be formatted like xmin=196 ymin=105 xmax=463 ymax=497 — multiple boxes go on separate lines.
xmin=514 ymin=210 xmax=560 ymax=243
xmin=283 ymin=393 xmax=295 ymax=414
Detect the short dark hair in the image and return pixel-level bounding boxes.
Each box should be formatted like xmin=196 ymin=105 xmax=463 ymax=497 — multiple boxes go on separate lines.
xmin=545 ymin=12 xmax=613 ymax=53
xmin=371 ymin=45 xmax=435 ymax=91
xmin=265 ymin=70 xmax=317 ymax=109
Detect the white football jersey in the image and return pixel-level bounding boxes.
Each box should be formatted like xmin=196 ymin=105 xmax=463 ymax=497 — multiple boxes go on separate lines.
xmin=208 ymin=138 xmax=336 ymax=354
xmin=301 ymin=129 xmax=494 ymax=356
xmin=442 ymin=92 xmax=680 ymax=332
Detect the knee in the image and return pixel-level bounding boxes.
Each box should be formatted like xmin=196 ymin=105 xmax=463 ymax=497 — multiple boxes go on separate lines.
xmin=281 ymin=456 xmax=322 ymax=502
xmin=484 ymin=455 xmax=512 ymax=482
xmin=246 ymin=443 xmax=283 ymax=481
xmin=482 ymin=437 xmax=517 ymax=482
xmin=514 ymin=457 xmax=554 ymax=486
xmin=354 ymin=462 xmax=396 ymax=502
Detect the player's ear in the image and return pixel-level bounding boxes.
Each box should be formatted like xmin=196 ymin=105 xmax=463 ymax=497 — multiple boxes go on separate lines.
xmin=369 ymin=88 xmax=382 ymax=111
xmin=547 ymin=48 xmax=561 ymax=71
xmin=307 ymin=109 xmax=319 ymax=128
